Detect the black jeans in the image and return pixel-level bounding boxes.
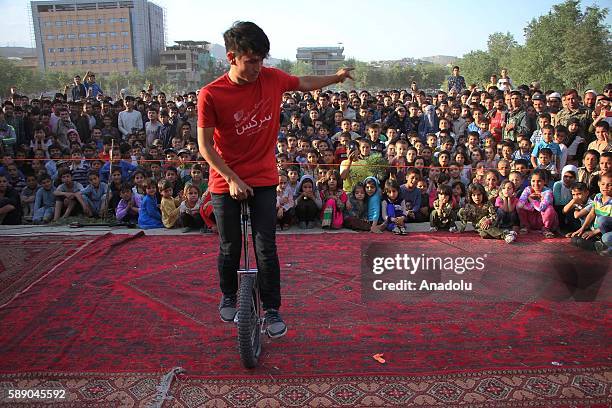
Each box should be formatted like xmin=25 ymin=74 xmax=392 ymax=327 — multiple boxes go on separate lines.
xmin=211 ymin=186 xmax=281 ymax=310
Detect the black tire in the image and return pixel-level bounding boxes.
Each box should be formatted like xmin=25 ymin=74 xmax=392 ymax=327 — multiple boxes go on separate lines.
xmin=237 ymin=274 xmax=261 ymax=368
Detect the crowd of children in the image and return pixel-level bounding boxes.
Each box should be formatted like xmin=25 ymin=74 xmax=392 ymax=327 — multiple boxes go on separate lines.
xmin=0 ymin=77 xmax=610 ymax=254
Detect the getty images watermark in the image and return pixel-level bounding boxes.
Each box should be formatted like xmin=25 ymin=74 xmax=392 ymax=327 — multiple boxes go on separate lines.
xmin=360 ymin=242 xmax=610 ymax=303
xmin=370 ymin=253 xmax=486 ymax=292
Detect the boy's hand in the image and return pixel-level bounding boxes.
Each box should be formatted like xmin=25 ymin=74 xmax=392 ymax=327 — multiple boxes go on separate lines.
xmin=582 ymin=230 xmax=598 ymax=240
xmin=570 ymin=228 xmax=584 ymax=238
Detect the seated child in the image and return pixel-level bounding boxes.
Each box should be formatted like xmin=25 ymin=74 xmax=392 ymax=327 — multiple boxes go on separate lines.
xmin=517 ymin=168 xmax=559 ymax=238
xmin=458 ymin=183 xmax=517 ymax=243
xmin=199 ymin=188 xmax=217 ymax=233
xmin=320 ymin=170 xmax=348 ymax=229
xmin=365 ymin=176 xmax=386 ymax=233
xmin=430 ymin=184 xmax=457 ymax=232
xmin=20 ymin=173 xmax=39 ymax=218
xmin=416 ymin=178 xmax=430 ymax=220
xmin=159 ymin=179 xmax=181 ymax=229
xmin=32 ymin=174 xmax=55 ymax=224
xmin=116 ymin=183 xmax=141 ymax=224
xmin=138 ymin=179 xmax=163 ymax=229
xmin=382 ymin=178 xmax=408 ymax=235
xmin=343 ymin=182 xmax=370 ymax=231
xmin=276 ymin=172 xmax=295 ymax=230
xmin=495 ymin=180 xmax=520 ymax=231
xmin=451 ymin=181 xmax=466 ymax=209
xmin=562 ymin=182 xmax=591 ymax=236
xmin=179 ymin=184 xmax=205 ymax=232
xmin=570 ymin=171 xmax=612 ymax=252
xmin=294 ymin=175 xmax=321 ymax=229
xmin=53 ymin=168 xmax=88 ymax=220
xmin=536 ymin=148 xmax=558 ymax=185
xmin=80 ymin=171 xmax=109 ymax=218
xmin=484 ymin=169 xmax=500 ymax=204
xmin=553 ymin=164 xmax=578 ymax=232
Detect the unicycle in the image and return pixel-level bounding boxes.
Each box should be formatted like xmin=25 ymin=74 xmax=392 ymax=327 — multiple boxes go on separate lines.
xmin=236 ymin=200 xmax=263 ymax=368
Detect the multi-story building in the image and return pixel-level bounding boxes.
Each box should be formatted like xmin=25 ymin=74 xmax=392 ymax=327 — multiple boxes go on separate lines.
xmin=160 ymin=41 xmax=210 ymax=92
xmin=296 ymin=46 xmax=345 ymax=76
xmin=30 ymin=0 xmax=165 ymax=75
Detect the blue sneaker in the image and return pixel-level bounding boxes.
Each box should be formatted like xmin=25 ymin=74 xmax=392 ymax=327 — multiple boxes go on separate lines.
xmin=264 ymin=309 xmax=287 ymax=338
xmin=219 ymin=295 xmax=237 ymax=322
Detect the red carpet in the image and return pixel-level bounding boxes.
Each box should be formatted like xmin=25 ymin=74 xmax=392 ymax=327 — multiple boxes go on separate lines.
xmin=0 ymin=232 xmax=609 ymax=407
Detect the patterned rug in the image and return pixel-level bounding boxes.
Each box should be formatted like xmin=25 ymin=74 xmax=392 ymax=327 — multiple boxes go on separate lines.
xmin=0 ymin=235 xmax=96 ymax=307
xmin=0 ymin=232 xmax=609 ymax=407
xmin=1 ymin=367 xmax=610 ymax=407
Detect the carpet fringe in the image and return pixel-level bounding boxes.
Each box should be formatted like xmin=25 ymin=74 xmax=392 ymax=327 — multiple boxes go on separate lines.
xmin=149 ymin=366 xmax=185 ymax=408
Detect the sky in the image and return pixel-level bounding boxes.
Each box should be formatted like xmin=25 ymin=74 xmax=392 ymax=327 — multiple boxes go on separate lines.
xmin=1 ymin=0 xmax=610 ymax=61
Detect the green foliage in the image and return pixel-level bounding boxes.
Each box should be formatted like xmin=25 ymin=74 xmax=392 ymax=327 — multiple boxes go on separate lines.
xmin=458 ymin=0 xmax=611 ymax=92
xmin=276 ymin=59 xmax=294 ymax=74
xmin=290 ymin=61 xmax=314 ymax=76
xmin=459 ymin=50 xmax=498 ymax=86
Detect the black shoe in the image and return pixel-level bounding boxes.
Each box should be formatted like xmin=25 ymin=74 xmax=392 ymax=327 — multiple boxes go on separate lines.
xmin=264 ymin=309 xmax=287 ymax=338
xmin=219 ymin=295 xmax=237 ymax=322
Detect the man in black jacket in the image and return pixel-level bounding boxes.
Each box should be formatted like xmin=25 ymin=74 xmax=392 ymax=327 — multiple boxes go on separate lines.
xmin=71 ymin=75 xmax=87 ymax=102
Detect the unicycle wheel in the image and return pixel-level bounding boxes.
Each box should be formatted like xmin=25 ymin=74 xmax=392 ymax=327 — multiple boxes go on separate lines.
xmin=237 ymin=274 xmax=261 ymax=368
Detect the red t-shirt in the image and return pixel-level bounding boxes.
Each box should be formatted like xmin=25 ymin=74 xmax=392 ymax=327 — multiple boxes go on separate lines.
xmin=197 ymin=67 xmax=300 ymax=194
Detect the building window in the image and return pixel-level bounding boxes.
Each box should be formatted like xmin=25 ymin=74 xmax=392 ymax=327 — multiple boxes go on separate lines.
xmin=67 ymin=34 xmax=76 ymax=39
xmin=101 ymin=59 xmax=108 ymax=64
xmin=79 ymin=33 xmax=87 ymax=39
xmin=119 ymin=17 xmax=128 ymax=23
xmin=99 ymin=32 xmax=107 ymax=37
xmin=110 ymin=32 xmax=117 ymax=37
xmin=100 ymin=45 xmax=107 ymax=51
xmin=122 ymin=44 xmax=129 ymax=49
xmin=123 ymin=58 xmax=130 ymax=63
xmin=49 ymin=62 xmax=56 ymax=67
xmin=90 ymin=59 xmax=97 ymax=64
xmin=71 ymin=61 xmax=77 ymax=65
xmin=55 ymin=21 xmax=64 ymax=27
xmin=48 ymin=48 xmax=54 ymax=53
xmin=110 ymin=44 xmax=119 ymax=50
xmin=80 ymin=47 xmax=87 ymax=52
xmin=87 ymin=19 xmax=95 ymax=25
xmin=88 ymin=33 xmax=97 ymax=38
xmin=109 ymin=17 xmax=116 ymax=23
xmin=97 ymin=18 xmax=105 ymax=24
xmin=46 ymin=35 xmax=55 ymax=40
xmin=66 ymin=19 xmax=73 ymax=25
xmin=112 ymin=58 xmax=120 ymax=63
xmin=88 ymin=46 xmax=96 ymax=51
xmin=81 ymin=60 xmax=88 ymax=65
xmin=121 ymin=31 xmax=129 ymax=36
xmin=44 ymin=21 xmax=52 ymax=27
xmin=58 ymin=47 xmax=64 ymax=52
xmin=60 ymin=61 xmax=67 ymax=66
xmin=77 ymin=20 xmax=86 ymax=25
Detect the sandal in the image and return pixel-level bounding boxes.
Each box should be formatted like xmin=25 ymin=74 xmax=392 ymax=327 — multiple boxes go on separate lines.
xmin=543 ymin=230 xmax=555 ymax=239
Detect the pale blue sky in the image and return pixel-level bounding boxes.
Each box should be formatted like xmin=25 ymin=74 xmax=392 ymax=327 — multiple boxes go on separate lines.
xmin=1 ymin=0 xmax=610 ymax=61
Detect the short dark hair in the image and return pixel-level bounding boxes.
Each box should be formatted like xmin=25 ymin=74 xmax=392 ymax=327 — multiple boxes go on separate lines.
xmin=223 ymin=21 xmax=270 ymax=58
xmin=595 ymin=121 xmax=609 ymax=132
xmin=570 ymin=181 xmax=588 ymax=192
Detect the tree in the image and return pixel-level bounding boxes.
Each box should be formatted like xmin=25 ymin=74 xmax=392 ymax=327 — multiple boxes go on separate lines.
xmin=487 ymin=32 xmax=518 ymax=67
xmin=290 ymin=61 xmax=313 ymax=76
xmin=458 ymin=50 xmax=498 ymax=86
xmin=276 ymin=59 xmax=293 ymax=74
xmin=456 ymin=1 xmax=610 ymax=92
xmin=144 ymin=66 xmax=167 ymax=89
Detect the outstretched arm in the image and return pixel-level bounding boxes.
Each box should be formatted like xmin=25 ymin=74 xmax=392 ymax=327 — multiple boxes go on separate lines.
xmin=298 ymin=67 xmax=354 ymax=91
